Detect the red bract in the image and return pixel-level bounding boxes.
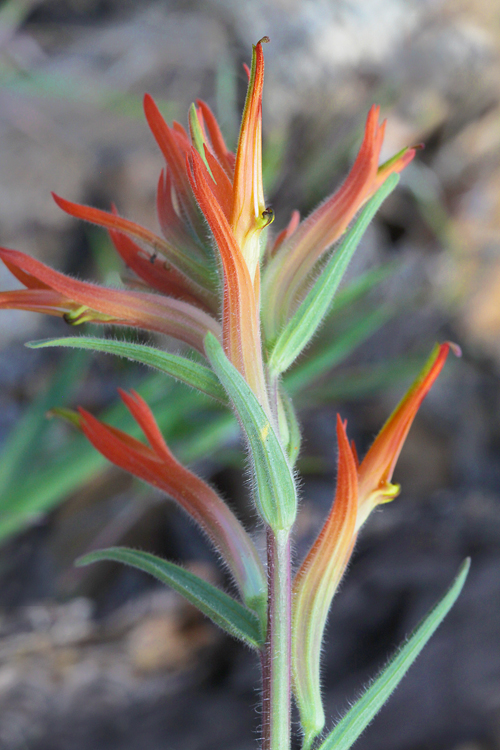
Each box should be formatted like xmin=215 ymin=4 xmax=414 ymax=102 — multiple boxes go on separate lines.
xmin=0 ymin=247 xmax=220 ymax=353
xmin=262 ymin=106 xmax=416 ymax=339
xmin=79 ymin=389 xmax=265 ymax=612
xmin=356 ymin=341 xmax=460 ymax=528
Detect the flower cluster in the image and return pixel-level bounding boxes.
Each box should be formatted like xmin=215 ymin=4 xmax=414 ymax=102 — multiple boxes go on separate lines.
xmin=0 ymin=38 xmax=459 ymax=749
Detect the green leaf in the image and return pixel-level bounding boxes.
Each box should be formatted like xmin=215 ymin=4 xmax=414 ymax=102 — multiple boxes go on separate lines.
xmin=204 ymin=332 xmax=297 ymax=532
xmin=268 ymin=174 xmax=400 ymax=376
xmin=77 ymin=547 xmax=264 ymax=649
xmin=27 ymin=336 xmax=228 ymax=404
xmin=316 ymin=559 xmax=470 ymax=750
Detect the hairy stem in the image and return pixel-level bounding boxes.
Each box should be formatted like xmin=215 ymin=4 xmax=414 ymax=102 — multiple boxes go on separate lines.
xmin=262 ymin=526 xmax=292 ymax=750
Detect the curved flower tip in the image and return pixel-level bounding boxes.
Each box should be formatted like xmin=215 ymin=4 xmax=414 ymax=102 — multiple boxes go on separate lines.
xmin=262 ymin=103 xmax=418 ymax=337
xmin=356 ymin=341 xmax=458 ymax=528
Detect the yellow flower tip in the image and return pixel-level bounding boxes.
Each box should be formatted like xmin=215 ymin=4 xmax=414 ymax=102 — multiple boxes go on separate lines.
xmin=374 ymin=481 xmax=401 ymax=506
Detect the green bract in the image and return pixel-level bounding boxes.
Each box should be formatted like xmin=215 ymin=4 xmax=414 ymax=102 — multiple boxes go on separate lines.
xmin=205 ymin=332 xmax=297 ymax=532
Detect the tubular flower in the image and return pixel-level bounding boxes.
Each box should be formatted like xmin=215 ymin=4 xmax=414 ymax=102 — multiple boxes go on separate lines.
xmin=292 ymin=342 xmax=457 ymax=745
xmin=292 ymin=415 xmax=358 ymax=748
xmin=187 ymin=37 xmax=272 ymax=408
xmin=0 ymin=247 xmax=220 ymax=354
xmin=262 ymin=106 xmax=416 ymax=340
xmin=356 ymin=341 xmax=460 ymax=529
xmin=0 ymin=38 xmax=273 ymax=409
xmin=78 ymin=389 xmax=266 ymax=617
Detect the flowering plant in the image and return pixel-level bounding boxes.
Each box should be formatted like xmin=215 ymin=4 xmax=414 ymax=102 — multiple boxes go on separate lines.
xmin=0 ymin=38 xmax=468 ymax=750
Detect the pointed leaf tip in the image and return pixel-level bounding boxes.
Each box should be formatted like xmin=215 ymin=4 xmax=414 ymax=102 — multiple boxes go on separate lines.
xmin=317 ymin=558 xmax=470 ymax=750
xmin=76 ymin=547 xmax=264 ymax=649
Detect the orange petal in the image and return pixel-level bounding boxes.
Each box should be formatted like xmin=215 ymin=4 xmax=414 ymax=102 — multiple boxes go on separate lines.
xmin=230 ymin=37 xmax=269 ymax=279
xmin=263 ymin=106 xmax=415 ymax=336
xmin=107 ymin=206 xmax=213 ymax=311
xmin=143 ymin=94 xmax=202 ymax=233
xmin=53 ymin=193 xmax=173 ymax=258
xmin=188 ymin=150 xmax=268 ymax=404
xmin=196 ymin=99 xmax=235 ymax=177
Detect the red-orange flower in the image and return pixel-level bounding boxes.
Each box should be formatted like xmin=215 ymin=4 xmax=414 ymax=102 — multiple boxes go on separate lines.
xmin=292 ymin=342 xmax=458 ymax=743
xmin=0 ymin=247 xmax=220 ymax=354
xmin=79 ymin=388 xmax=266 ymax=613
xmin=262 ymin=106 xmax=416 ymax=340
xmin=356 ymin=341 xmax=459 ymax=528
xmin=292 ymin=415 xmax=358 ymax=745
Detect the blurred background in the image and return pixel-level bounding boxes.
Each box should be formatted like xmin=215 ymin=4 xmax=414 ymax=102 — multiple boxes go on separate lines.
xmin=0 ymin=0 xmax=500 ymax=748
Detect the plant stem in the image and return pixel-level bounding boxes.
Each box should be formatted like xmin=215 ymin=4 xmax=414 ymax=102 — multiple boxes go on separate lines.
xmin=262 ymin=526 xmax=292 ymax=750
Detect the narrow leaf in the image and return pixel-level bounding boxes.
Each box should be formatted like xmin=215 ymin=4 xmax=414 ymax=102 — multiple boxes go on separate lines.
xmin=77 ymin=547 xmax=264 ymax=649
xmin=268 ymin=175 xmax=399 ymax=376
xmin=204 ymin=332 xmax=297 ymax=532
xmin=317 ymin=558 xmax=470 ymax=750
xmin=27 ymin=336 xmax=228 ymax=404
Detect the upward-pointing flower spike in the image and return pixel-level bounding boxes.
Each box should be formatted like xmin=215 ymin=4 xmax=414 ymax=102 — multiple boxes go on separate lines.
xmin=231 ymin=36 xmax=272 ymax=282
xmin=356 ymin=341 xmax=461 ymax=529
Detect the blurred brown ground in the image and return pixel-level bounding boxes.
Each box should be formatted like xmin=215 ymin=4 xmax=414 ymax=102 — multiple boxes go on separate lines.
xmin=1 ymin=1 xmax=500 ymax=749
